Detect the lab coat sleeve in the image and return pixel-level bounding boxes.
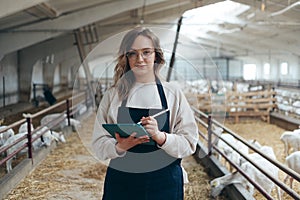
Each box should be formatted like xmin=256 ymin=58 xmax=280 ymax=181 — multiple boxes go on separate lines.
xmin=92 ymin=89 xmax=126 ymax=161
xmin=159 ymin=87 xmax=199 ymax=158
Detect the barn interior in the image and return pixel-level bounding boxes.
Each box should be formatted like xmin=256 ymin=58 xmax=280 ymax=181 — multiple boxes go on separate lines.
xmin=0 ymin=1 xmax=300 ymax=200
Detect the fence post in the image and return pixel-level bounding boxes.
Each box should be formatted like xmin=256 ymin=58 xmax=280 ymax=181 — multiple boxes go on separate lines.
xmin=26 ymin=117 xmax=33 ymax=164
xmin=207 ymin=115 xmax=212 ymax=156
xmin=272 ymin=87 xmax=276 ymax=112
xmin=66 ymin=99 xmax=71 ymax=126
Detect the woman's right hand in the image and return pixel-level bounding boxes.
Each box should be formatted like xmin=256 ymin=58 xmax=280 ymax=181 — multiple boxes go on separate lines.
xmin=115 ymin=132 xmax=150 ymax=153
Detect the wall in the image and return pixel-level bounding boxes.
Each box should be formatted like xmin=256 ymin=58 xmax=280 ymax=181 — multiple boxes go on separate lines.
xmin=237 ymin=54 xmax=300 ymax=82
xmin=0 ymin=52 xmax=19 ymax=107
xmin=30 ymin=60 xmax=44 ymax=100
xmin=53 ymin=64 xmax=61 ymax=93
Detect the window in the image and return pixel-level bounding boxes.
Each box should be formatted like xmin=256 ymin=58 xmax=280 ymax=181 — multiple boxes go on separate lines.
xmin=263 ymin=63 xmax=270 ymax=75
xmin=243 ymin=64 xmax=256 ymax=80
xmin=280 ymin=62 xmax=288 ymax=75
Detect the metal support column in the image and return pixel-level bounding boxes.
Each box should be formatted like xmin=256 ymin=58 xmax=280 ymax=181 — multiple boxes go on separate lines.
xmin=166 ymin=16 xmax=183 ymax=82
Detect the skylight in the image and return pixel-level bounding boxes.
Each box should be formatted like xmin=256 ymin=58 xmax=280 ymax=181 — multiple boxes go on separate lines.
xmin=181 ymin=0 xmax=250 ymax=38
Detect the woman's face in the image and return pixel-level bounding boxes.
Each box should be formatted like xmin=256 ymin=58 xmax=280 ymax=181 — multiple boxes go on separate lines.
xmin=127 ymin=35 xmax=156 ymax=82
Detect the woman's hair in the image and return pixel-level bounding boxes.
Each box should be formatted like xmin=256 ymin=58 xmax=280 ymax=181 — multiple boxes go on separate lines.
xmin=113 ymin=27 xmax=165 ymax=100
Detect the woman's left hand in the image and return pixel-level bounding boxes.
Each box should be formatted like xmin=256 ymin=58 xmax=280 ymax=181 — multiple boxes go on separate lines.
xmin=140 ymin=116 xmax=166 ymax=146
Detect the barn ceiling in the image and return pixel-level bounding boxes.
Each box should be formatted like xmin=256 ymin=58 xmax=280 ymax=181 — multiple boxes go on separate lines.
xmin=0 ymin=0 xmax=299 ymax=59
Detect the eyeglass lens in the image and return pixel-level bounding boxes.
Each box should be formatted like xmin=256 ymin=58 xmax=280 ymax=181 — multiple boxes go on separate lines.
xmin=127 ymin=48 xmax=154 ymax=59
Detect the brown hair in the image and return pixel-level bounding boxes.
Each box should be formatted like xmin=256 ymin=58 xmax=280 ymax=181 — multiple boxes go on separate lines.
xmin=113 ymin=27 xmax=165 ymax=100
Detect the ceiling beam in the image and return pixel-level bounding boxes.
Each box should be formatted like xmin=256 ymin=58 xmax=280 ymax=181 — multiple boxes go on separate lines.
xmin=34 ymin=2 xmax=59 ymax=18
xmin=191 ymin=36 xmax=248 ymax=56
xmin=0 ymin=0 xmax=48 ymax=18
xmin=0 ymin=0 xmax=168 ymax=56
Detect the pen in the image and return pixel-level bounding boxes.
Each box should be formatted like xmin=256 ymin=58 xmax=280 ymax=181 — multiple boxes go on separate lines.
xmin=137 ymin=109 xmax=169 ymax=125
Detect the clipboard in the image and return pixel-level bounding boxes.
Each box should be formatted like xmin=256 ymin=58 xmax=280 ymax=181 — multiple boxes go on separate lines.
xmin=102 ymin=123 xmax=155 ymax=145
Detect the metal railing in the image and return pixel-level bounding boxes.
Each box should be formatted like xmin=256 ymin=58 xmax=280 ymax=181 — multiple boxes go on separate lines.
xmin=192 ymin=106 xmax=300 ymax=200
xmin=0 ymin=91 xmax=92 ymax=173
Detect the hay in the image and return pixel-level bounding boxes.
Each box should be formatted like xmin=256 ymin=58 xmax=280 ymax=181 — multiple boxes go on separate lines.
xmin=80 ymin=163 xmax=107 ymax=180
xmin=184 ymin=165 xmax=214 ymax=200
xmin=3 ymin=114 xmax=299 ymax=200
xmin=3 ymin=132 xmax=104 ymax=200
xmin=3 ymin=113 xmax=215 ymax=200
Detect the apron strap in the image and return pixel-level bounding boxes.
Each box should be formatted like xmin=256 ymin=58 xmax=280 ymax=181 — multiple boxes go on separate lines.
xmin=155 ymin=77 xmax=168 ymax=109
xmin=121 ymin=98 xmax=126 ymax=107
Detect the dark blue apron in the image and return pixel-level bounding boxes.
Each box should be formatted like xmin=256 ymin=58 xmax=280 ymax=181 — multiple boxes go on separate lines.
xmin=102 ymin=78 xmax=183 ymax=200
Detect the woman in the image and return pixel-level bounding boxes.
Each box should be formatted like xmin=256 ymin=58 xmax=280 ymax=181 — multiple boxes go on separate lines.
xmin=92 ymin=27 xmax=198 ymax=200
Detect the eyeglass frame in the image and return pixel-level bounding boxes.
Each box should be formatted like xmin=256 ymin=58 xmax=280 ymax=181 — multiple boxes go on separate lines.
xmin=126 ymin=48 xmax=155 ymax=60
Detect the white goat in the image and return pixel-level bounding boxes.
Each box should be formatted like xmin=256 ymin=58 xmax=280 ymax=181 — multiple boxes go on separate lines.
xmin=40 ymin=113 xmax=81 ymax=131
xmin=283 ymin=151 xmax=300 ymax=189
xmin=4 ymin=126 xmax=57 ymax=172
xmin=19 ymin=119 xmax=66 ymax=143
xmin=248 ymin=139 xmax=262 ymax=149
xmin=293 ymin=126 xmax=300 ymax=134
xmin=216 ymin=134 xmax=235 ymax=158
xmin=50 ymin=130 xmax=66 ymax=143
xmin=0 ymin=126 xmax=15 ymax=147
xmin=294 ymin=129 xmax=300 ymax=134
xmin=216 ymin=133 xmax=249 ymax=171
xmin=280 ymin=131 xmax=300 ymax=156
xmin=40 ymin=113 xmax=66 ymax=130
xmin=210 ymin=146 xmax=281 ymax=200
xmin=235 ymin=140 xmax=249 ymax=164
xmin=18 ymin=122 xmax=34 ymax=133
xmin=65 ymin=118 xmax=81 ymax=130
xmin=77 ymin=103 xmax=88 ymax=116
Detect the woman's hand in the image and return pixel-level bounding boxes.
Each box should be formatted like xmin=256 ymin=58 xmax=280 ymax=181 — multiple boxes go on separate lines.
xmin=115 ymin=132 xmax=150 ymax=153
xmin=140 ymin=116 xmax=166 ymax=146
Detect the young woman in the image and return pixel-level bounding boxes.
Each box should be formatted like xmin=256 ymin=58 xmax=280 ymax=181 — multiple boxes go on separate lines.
xmin=92 ymin=27 xmax=198 ymax=200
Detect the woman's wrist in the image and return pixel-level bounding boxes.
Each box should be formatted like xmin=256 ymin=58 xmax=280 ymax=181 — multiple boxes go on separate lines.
xmin=155 ymin=131 xmax=167 ymax=146
xmin=115 ymin=142 xmax=126 ymax=154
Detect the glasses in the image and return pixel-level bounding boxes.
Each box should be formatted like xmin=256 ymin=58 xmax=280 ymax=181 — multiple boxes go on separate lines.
xmin=126 ymin=48 xmax=155 ymax=60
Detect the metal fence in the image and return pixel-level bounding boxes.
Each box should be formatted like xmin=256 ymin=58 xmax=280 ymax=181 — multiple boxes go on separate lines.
xmin=0 ymin=91 xmax=92 ymax=174
xmin=192 ymin=106 xmax=300 ymax=200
